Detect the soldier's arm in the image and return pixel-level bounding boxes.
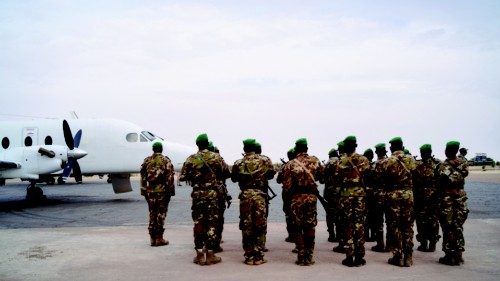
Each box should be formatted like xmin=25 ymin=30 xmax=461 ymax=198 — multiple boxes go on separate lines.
xmin=315 ymin=158 xmax=325 ymax=183
xmin=281 ymin=164 xmax=293 ymax=190
xmin=179 ymin=158 xmax=191 ymax=182
xmin=265 ymin=158 xmax=276 ymax=180
xmin=231 ymin=161 xmax=239 ymax=183
xmin=166 ymin=161 xmax=175 ymax=195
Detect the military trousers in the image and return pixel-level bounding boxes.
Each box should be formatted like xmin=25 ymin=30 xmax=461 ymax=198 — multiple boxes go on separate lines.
xmin=385 ymin=189 xmax=414 ymax=256
xmin=415 ymin=187 xmax=440 ymax=243
xmin=365 ymin=188 xmax=377 ymax=239
xmin=215 ymin=193 xmax=227 ymax=248
xmin=440 ymin=189 xmax=468 ymax=253
xmin=323 ymin=186 xmax=341 ymax=241
xmin=239 ymin=189 xmax=268 ymax=259
xmin=291 ymin=193 xmax=318 ymax=257
xmin=372 ymin=189 xmax=386 ymax=237
xmin=146 ymin=192 xmax=170 ymax=236
xmin=191 ymin=189 xmax=219 ymax=250
xmin=339 ymin=195 xmax=366 ymax=257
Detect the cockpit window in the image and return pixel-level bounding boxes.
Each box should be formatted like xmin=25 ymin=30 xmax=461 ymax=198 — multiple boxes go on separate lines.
xmin=140 ymin=134 xmax=148 ymax=142
xmin=141 ymin=131 xmax=156 ymax=141
xmin=126 ymin=133 xmax=138 ymax=142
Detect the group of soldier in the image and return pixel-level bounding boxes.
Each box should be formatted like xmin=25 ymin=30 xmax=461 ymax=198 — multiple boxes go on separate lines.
xmin=139 ymin=133 xmax=469 ymax=268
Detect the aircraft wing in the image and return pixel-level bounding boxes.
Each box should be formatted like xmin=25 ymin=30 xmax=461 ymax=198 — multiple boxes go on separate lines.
xmin=0 ymin=161 xmax=21 ymax=170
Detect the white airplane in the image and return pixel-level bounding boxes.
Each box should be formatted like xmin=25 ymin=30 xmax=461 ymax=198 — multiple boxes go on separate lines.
xmin=0 ymin=118 xmax=195 ymax=199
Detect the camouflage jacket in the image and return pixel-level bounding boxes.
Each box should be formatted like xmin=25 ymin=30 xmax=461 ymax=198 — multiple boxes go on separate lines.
xmin=281 ymin=152 xmax=324 ymax=193
xmin=333 ymin=153 xmax=370 ymax=196
xmin=437 ymin=157 xmax=469 ymax=189
xmin=379 ymin=150 xmax=416 ymax=190
xmin=322 ymin=156 xmax=340 ymax=188
xmin=231 ymin=152 xmax=275 ymax=191
xmin=179 ymin=149 xmax=230 ymax=190
xmin=372 ymin=156 xmax=388 ymax=191
xmin=414 ymin=157 xmax=441 ymax=190
xmin=140 ymin=153 xmax=175 ymax=194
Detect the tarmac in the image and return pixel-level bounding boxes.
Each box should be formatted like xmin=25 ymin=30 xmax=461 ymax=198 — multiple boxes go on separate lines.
xmin=1 ymin=176 xmax=499 ymax=281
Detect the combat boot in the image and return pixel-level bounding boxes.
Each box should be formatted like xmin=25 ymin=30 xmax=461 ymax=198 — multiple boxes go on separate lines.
xmin=417 ymin=240 xmax=428 ymax=252
xmin=285 ymin=236 xmax=294 ymax=243
xmin=333 ymin=244 xmax=345 ymax=253
xmin=454 ymin=252 xmax=464 ymax=265
xmin=150 ymin=235 xmax=156 ymax=246
xmin=155 ymin=237 xmax=169 ymax=246
xmin=328 ymin=231 xmax=336 ymax=243
xmin=427 ymin=240 xmax=437 ymax=252
xmin=342 ymin=255 xmax=355 ymax=267
xmin=388 ymin=253 xmax=404 ymax=267
xmin=214 ymin=245 xmax=223 ymax=253
xmin=354 ymin=254 xmax=366 ymax=267
xmin=193 ymin=249 xmax=205 ymax=265
xmin=295 ymin=252 xmax=305 ymax=265
xmin=253 ymin=253 xmax=267 ymax=266
xmin=205 ymin=250 xmax=222 ymax=265
xmin=438 ymin=252 xmax=455 ymax=266
xmin=403 ymin=253 xmax=413 ymax=267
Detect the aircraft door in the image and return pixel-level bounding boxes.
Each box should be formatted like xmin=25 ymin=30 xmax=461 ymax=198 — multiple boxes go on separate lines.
xmin=22 ymin=127 xmax=38 ymax=146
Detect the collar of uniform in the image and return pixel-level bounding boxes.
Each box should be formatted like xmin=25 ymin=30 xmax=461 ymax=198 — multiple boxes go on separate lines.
xmin=199 ymin=149 xmax=209 ymax=152
xmin=245 ymin=152 xmax=256 ymax=156
xmin=296 ymin=152 xmax=308 ymax=157
xmin=392 ymin=150 xmax=404 ymax=156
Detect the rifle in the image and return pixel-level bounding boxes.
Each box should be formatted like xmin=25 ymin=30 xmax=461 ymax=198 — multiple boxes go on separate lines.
xmin=280 ymin=158 xmax=287 ymax=165
xmin=267 ymin=185 xmax=277 ymax=200
xmin=222 ymin=182 xmax=232 ymax=209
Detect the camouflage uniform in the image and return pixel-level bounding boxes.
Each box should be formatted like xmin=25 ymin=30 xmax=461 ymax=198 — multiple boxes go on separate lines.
xmin=414 ymin=157 xmax=442 ymax=251
xmin=437 ymin=157 xmax=469 ymax=264
xmin=277 ymin=162 xmax=295 ymax=241
xmin=364 ymin=160 xmax=377 ymax=241
xmin=214 ymin=160 xmax=230 ymax=252
xmin=179 ymin=149 xmax=230 ymax=252
xmin=333 ymin=153 xmax=370 ymax=260
xmin=379 ymin=150 xmax=416 ymax=266
xmin=281 ymin=152 xmax=323 ymax=265
xmin=256 ymin=153 xmax=275 ymax=250
xmin=371 ymin=156 xmax=389 ymax=252
xmin=232 ymin=152 xmax=275 ymax=264
xmin=322 ymin=156 xmax=341 ymax=242
xmin=140 ymin=153 xmax=175 ymax=245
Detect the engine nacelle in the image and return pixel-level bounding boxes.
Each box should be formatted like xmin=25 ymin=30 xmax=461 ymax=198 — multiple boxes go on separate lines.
xmin=0 ymin=146 xmax=67 ymax=180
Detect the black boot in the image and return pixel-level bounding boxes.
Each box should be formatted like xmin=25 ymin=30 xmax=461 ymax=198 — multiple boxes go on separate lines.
xmin=454 ymin=251 xmax=464 ymax=265
xmin=354 ymin=254 xmax=366 ymax=267
xmin=427 ymin=240 xmax=436 ymax=252
xmin=417 ymin=240 xmax=428 ymax=252
xmin=371 ymin=231 xmax=386 ymax=252
xmin=342 ymin=255 xmax=355 ymax=267
xmin=439 ymin=252 xmax=455 ymax=266
xmin=388 ymin=253 xmax=403 ymax=267
xmin=333 ymin=244 xmax=345 ymax=253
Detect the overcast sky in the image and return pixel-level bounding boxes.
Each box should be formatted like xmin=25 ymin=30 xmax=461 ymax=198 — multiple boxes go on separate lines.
xmin=1 ymin=0 xmax=499 ymax=163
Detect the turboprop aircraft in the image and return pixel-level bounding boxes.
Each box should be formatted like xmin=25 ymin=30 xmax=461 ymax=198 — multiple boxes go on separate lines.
xmin=0 ymin=118 xmax=195 ymax=200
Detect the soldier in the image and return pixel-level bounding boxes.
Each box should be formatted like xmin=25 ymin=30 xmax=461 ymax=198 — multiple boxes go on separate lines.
xmin=322 ymin=148 xmax=340 ymax=243
xmin=371 ymin=143 xmax=390 ymax=252
xmin=254 ymin=142 xmax=275 ymax=252
xmin=277 ymin=148 xmax=296 ymax=243
xmin=281 ymin=138 xmax=323 ymax=265
xmin=333 ymin=136 xmax=370 ymax=267
xmin=380 ymin=137 xmax=416 ymax=267
xmin=458 ymin=147 xmax=468 ymax=161
xmin=179 ymin=133 xmax=230 ymax=266
xmin=414 ymin=144 xmax=441 ymax=252
xmin=332 ymin=141 xmax=347 ymax=253
xmin=363 ymin=148 xmax=376 ymax=242
xmin=437 ymin=141 xmax=469 ymax=265
xmin=140 ymin=142 xmax=175 ymax=247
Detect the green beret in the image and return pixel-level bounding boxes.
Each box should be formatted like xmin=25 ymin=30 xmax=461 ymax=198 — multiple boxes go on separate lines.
xmin=446 ymin=141 xmax=460 ymax=149
xmin=389 ymin=137 xmax=403 ymax=144
xmin=420 ymin=144 xmax=432 ymax=152
xmin=328 ymin=148 xmax=337 ymax=157
xmin=207 ymin=141 xmax=215 ymax=151
xmin=152 ymin=142 xmax=162 ymax=150
xmin=254 ymin=142 xmax=261 ymax=149
xmin=196 ymin=133 xmax=209 ymax=144
xmin=288 ymin=148 xmax=295 ymax=154
xmin=404 ymin=149 xmax=411 ymax=155
xmin=295 ymin=138 xmax=308 ymax=146
xmin=374 ymin=143 xmax=386 ymax=150
xmin=344 ymin=135 xmax=357 ymax=143
xmin=364 ymin=148 xmax=373 ymax=154
xmin=243 ymin=138 xmax=256 ymax=146
xmin=337 ymin=141 xmax=345 ymax=149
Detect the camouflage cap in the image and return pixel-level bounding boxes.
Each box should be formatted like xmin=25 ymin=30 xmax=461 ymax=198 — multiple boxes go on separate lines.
xmin=152 ymin=142 xmax=163 ymax=150
xmin=196 ymin=133 xmax=209 ymax=144
xmin=374 ymin=143 xmax=386 ymax=150
xmin=446 ymin=141 xmax=460 ymax=149
xmin=243 ymin=138 xmax=256 ymax=146
xmin=389 ymin=137 xmax=403 ymax=144
xmin=295 ymin=138 xmax=308 ymax=146
xmin=420 ymin=144 xmax=432 ymax=153
xmin=344 ymin=135 xmax=357 ymax=143
xmin=328 ymin=148 xmax=337 ymax=157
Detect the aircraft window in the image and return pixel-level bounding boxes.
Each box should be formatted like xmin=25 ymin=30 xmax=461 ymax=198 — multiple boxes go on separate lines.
xmin=2 ymin=137 xmax=9 ymax=149
xmin=141 ymin=131 xmax=156 ymax=141
xmin=126 ymin=133 xmax=138 ymax=142
xmin=45 ymin=136 xmax=53 ymax=145
xmin=140 ymin=134 xmax=148 ymax=142
xmin=25 ymin=136 xmax=33 ymax=147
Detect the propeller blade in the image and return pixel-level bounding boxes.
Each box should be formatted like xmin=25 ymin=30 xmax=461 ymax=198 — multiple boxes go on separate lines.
xmin=73 ymin=130 xmax=82 ymax=148
xmin=62 ymin=158 xmax=75 ymax=179
xmin=63 ymin=120 xmax=74 ymax=150
xmin=73 ymin=161 xmax=82 ymax=183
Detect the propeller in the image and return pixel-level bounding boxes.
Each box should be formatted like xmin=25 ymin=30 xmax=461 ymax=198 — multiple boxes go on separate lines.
xmin=62 ymin=120 xmax=86 ymax=183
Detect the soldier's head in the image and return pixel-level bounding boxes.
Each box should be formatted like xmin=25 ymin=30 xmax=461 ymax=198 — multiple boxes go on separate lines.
xmin=337 ymin=141 xmax=345 ymax=154
xmin=445 ymin=141 xmax=460 ymax=159
xmin=195 ymin=133 xmax=209 ymax=150
xmin=152 ymin=142 xmax=163 ymax=153
xmin=255 ymin=142 xmax=262 ymax=154
xmin=374 ymin=143 xmax=387 ymax=158
xmin=243 ymin=138 xmax=256 ymax=153
xmin=459 ymin=147 xmax=468 ymax=156
xmin=389 ymin=137 xmax=404 ymax=153
xmin=328 ymin=148 xmax=338 ymax=158
xmin=420 ymin=144 xmax=432 ymax=160
xmin=363 ymin=148 xmax=374 ymax=161
xmin=343 ymin=136 xmax=357 ymax=154
xmin=404 ymin=148 xmax=411 ymax=155
xmin=287 ymin=148 xmax=296 ymax=160
xmin=207 ymin=141 xmax=215 ymax=152
xmin=294 ymin=138 xmax=308 ymax=153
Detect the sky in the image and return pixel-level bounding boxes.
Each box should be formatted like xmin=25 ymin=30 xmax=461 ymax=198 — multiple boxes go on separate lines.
xmin=1 ymin=0 xmax=499 ymax=163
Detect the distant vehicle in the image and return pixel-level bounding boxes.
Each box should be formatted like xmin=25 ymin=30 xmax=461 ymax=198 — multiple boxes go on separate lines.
xmin=468 ymin=153 xmax=495 ymax=166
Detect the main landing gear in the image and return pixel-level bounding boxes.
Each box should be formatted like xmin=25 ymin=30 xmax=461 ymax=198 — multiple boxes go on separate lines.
xmin=26 ymin=181 xmax=47 ymax=202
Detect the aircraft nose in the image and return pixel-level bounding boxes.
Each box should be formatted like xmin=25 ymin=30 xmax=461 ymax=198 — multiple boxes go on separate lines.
xmin=68 ymin=148 xmax=88 ymax=159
